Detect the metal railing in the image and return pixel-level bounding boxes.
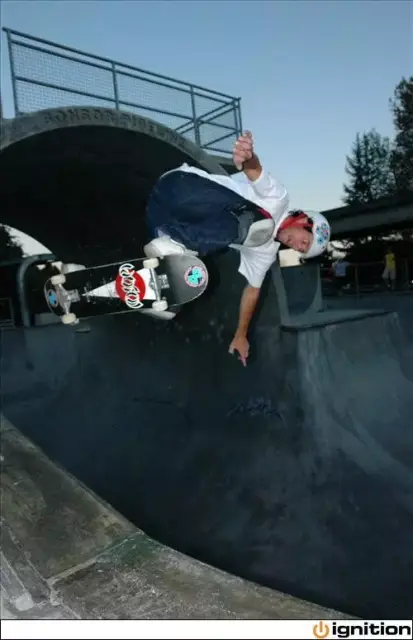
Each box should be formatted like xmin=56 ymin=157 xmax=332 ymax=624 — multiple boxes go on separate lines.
xmin=3 ymin=28 xmax=242 ymax=157
xmin=321 ymin=258 xmax=413 ymax=297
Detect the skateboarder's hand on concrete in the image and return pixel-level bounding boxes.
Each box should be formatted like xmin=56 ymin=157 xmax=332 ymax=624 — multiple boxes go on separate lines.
xmin=229 ymin=334 xmax=249 ymax=367
xmin=233 ymin=130 xmax=254 ymax=171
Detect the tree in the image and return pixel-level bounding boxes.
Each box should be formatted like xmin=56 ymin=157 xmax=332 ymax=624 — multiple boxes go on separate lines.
xmin=0 ymin=224 xmax=24 ymax=262
xmin=342 ymin=129 xmax=396 ymax=206
xmin=390 ymin=76 xmax=413 ymax=192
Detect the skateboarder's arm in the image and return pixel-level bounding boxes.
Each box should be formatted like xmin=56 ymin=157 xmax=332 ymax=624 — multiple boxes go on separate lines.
xmin=242 ymin=157 xmax=290 ymax=217
xmin=241 ymin=153 xmax=264 ymax=184
xmin=248 ymin=165 xmax=289 ymax=201
xmin=234 ymin=131 xmax=289 ymax=213
xmin=234 ymin=284 xmax=260 ymax=338
xmin=228 ymin=284 xmax=260 ymax=365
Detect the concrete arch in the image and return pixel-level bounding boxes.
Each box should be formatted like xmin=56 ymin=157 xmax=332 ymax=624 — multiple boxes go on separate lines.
xmin=0 ymin=106 xmax=228 ymax=264
xmin=0 ymin=106 xmax=227 ymax=172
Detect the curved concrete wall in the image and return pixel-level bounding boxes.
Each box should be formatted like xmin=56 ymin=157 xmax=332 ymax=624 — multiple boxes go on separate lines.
xmin=0 ymin=106 xmax=227 ymax=265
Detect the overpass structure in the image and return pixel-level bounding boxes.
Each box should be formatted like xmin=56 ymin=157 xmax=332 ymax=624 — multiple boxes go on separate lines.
xmin=1 ymin=27 xmax=241 ymax=165
xmin=323 ymin=190 xmax=413 ymax=238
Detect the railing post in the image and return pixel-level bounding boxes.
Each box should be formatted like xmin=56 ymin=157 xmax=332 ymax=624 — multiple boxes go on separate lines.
xmin=16 ymin=254 xmax=56 ymax=328
xmin=190 ymin=86 xmax=201 ymax=148
xmin=112 ymin=62 xmax=120 ymax=110
xmin=4 ymin=29 xmax=20 ymax=116
xmin=235 ymin=98 xmax=243 ymax=136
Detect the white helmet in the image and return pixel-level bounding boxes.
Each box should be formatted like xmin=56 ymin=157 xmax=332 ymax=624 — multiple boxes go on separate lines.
xmin=296 ymin=209 xmax=331 ymax=259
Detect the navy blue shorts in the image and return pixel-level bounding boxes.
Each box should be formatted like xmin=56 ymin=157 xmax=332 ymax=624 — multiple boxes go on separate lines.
xmin=145 ymin=170 xmax=257 ymax=256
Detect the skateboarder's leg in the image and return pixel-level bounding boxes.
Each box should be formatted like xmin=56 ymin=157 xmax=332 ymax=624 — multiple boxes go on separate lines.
xmin=143 ymin=234 xmax=194 ymax=259
xmin=144 ymin=170 xmax=251 ymax=258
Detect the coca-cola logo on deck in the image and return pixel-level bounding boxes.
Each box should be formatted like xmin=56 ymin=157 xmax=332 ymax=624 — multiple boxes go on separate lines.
xmin=115 ymin=263 xmax=146 ymax=309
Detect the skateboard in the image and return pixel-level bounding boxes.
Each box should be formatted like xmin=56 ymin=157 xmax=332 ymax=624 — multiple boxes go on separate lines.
xmin=43 ymin=254 xmax=209 ymax=325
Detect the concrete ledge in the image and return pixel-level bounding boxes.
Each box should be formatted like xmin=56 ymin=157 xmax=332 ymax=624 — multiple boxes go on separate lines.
xmin=0 ymin=417 xmax=352 ymax=620
xmin=282 ymin=309 xmax=391 ymax=331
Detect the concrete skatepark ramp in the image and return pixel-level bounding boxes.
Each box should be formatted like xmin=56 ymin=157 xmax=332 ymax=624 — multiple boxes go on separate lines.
xmin=2 ymin=263 xmax=413 ymax=619
xmin=1 ymin=105 xmax=413 ymax=620
xmin=3 ymin=417 xmax=350 ymax=620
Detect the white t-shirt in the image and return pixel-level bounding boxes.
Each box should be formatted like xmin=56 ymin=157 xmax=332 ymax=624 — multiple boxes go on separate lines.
xmin=166 ymin=163 xmax=290 ymax=288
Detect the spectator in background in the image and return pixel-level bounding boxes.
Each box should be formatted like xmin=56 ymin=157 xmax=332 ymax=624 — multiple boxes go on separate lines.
xmin=332 ymin=257 xmax=351 ymax=295
xmin=382 ymin=247 xmax=396 ymax=290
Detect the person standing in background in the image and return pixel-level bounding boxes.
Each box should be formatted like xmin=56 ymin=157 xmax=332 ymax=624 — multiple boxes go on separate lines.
xmin=332 ymin=257 xmax=351 ymax=295
xmin=382 ymin=247 xmax=396 ymax=290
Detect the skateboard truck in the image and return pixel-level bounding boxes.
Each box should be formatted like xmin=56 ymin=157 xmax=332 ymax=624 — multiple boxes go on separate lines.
xmin=124 ymin=257 xmax=169 ymax=312
xmin=49 ymin=274 xmax=80 ymax=325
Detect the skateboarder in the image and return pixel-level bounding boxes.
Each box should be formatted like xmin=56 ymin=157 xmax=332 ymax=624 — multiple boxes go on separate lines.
xmin=144 ymin=131 xmax=331 ymax=365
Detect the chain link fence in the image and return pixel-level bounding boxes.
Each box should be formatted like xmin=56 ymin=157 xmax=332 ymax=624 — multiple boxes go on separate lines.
xmin=3 ymin=28 xmax=242 ymax=156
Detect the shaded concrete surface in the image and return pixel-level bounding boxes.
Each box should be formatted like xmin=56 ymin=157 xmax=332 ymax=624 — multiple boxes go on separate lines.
xmin=281 ymin=264 xmax=322 ymax=316
xmin=2 ymin=252 xmax=413 ymax=620
xmin=273 ymin=262 xmax=401 ymax=329
xmin=1 ymin=417 xmax=349 ymax=620
xmin=324 ymin=292 xmax=413 ymax=340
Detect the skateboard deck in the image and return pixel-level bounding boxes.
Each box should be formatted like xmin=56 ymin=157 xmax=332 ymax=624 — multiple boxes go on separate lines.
xmin=44 ymin=254 xmax=209 ymax=325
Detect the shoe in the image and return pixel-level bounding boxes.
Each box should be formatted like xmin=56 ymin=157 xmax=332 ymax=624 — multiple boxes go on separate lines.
xmin=61 ymin=263 xmax=86 ymax=274
xmin=144 ymin=234 xmax=199 ymax=258
xmin=144 ymin=235 xmax=186 ymax=258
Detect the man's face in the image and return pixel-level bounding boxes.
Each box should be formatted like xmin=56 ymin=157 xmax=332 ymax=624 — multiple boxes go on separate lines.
xmin=277 ymin=226 xmax=312 ymax=254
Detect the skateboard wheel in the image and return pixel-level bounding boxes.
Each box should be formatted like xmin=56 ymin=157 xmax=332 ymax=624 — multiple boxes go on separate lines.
xmin=51 ymin=274 xmax=66 ymax=285
xmin=61 ymin=313 xmax=78 ymax=325
xmin=152 ymin=300 xmax=168 ymax=311
xmin=143 ymin=258 xmax=159 ymax=269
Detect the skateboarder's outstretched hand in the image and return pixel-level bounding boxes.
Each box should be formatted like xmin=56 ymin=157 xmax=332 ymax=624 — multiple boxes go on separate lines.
xmin=229 ymin=334 xmax=250 ymax=367
xmin=233 ymin=130 xmax=254 ymax=171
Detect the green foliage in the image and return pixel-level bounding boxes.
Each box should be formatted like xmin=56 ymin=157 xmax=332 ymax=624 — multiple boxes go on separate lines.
xmin=390 ymin=76 xmax=413 ymax=192
xmin=343 ymin=76 xmax=413 ymax=205
xmin=343 ymin=129 xmax=395 ymax=206
xmin=338 ymin=76 xmax=413 ymax=267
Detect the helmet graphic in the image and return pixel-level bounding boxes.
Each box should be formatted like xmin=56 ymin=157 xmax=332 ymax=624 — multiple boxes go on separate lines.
xmin=286 ymin=209 xmax=331 ymax=259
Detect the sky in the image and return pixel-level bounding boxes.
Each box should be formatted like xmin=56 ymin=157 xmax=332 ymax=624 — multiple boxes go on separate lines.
xmin=1 ymin=0 xmax=412 ymax=257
